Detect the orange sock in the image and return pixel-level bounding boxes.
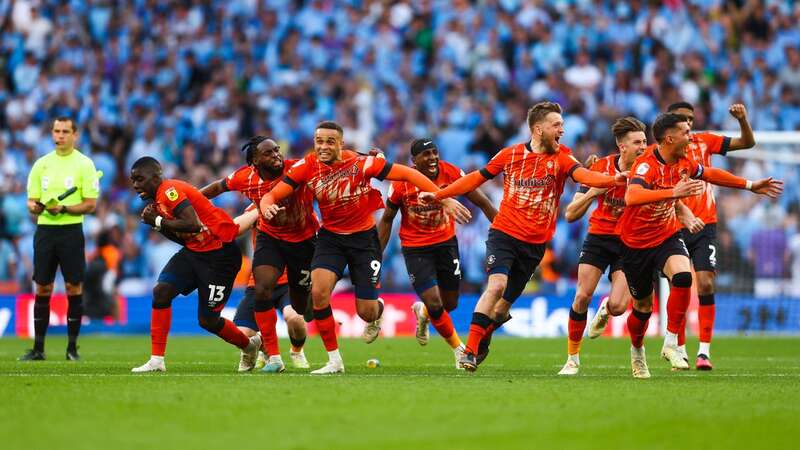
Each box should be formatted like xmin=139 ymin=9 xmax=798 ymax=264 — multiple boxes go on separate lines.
xmin=255 ymin=308 xmax=280 ymax=357
xmin=666 ymin=286 xmax=691 ymax=334
xmin=627 ymin=309 xmax=651 ymax=348
xmin=465 ymin=313 xmax=492 ymax=355
xmin=217 ymin=318 xmax=250 ymax=349
xmin=567 ymin=307 xmax=587 ymax=355
xmin=313 ymin=306 xmax=339 ymax=352
xmin=430 ymin=309 xmax=462 ymax=349
xmin=151 ymin=307 xmax=171 ymax=356
xmin=698 ymin=301 xmax=715 ymax=343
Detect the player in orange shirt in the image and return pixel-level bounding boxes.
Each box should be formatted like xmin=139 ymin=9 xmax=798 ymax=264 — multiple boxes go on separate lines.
xmin=666 ymin=101 xmax=755 ymax=370
xmin=260 ymin=121 xmax=470 ymax=374
xmin=619 ymin=113 xmax=781 ymax=376
xmin=377 ymin=138 xmax=498 ymax=368
xmin=202 ymin=136 xmax=319 ymax=373
xmin=128 ymin=157 xmax=261 ymax=373
xmin=230 ymin=206 xmax=309 ymax=372
xmin=557 ymin=117 xmax=703 ymax=376
xmin=420 ymin=101 xmax=627 ymax=372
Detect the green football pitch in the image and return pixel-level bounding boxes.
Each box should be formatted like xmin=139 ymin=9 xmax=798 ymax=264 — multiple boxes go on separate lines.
xmin=1 ymin=336 xmax=798 ymax=450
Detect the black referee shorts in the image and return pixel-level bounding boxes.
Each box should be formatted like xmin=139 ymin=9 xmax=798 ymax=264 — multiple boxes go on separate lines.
xmin=33 ymin=224 xmax=86 ymax=284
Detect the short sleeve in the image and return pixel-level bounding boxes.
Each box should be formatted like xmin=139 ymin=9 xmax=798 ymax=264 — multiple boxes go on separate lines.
xmin=480 ymin=149 xmax=508 ymax=179
xmin=445 ymin=162 xmax=465 ymax=182
xmin=629 ymin=159 xmax=654 ymax=188
xmin=225 ymin=167 xmax=246 ymax=191
xmin=27 ymin=159 xmax=42 ymax=199
xmin=559 ymin=152 xmax=581 ymax=179
xmin=387 ymin=183 xmax=403 ymax=209
xmin=81 ymin=158 xmax=100 ymax=199
xmin=688 ymin=159 xmax=705 ymax=180
xmin=158 ymin=182 xmax=189 ymax=215
xmin=285 ymin=158 xmax=310 ymax=185
xmin=696 ymin=132 xmax=728 ymax=155
xmin=362 ymin=155 xmax=391 ymax=180
xmin=387 ymin=182 xmax=403 ymax=205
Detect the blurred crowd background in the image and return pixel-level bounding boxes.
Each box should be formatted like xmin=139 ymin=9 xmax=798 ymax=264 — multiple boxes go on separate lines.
xmin=1 ymin=0 xmax=799 ymax=304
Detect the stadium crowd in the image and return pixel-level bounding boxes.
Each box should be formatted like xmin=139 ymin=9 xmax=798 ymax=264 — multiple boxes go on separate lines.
xmin=1 ymin=0 xmax=799 ymax=298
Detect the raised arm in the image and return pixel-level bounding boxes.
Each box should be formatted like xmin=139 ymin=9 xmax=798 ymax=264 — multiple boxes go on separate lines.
xmin=564 ymin=188 xmax=605 ymax=222
xmin=464 ymin=187 xmax=498 ymax=222
xmin=727 ymin=104 xmax=755 ymax=151
xmin=200 ymin=179 xmax=228 ymax=199
xmin=377 ymin=204 xmax=399 ymax=252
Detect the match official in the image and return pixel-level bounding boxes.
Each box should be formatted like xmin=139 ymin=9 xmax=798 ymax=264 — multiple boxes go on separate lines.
xmin=21 ymin=117 xmax=99 ymax=361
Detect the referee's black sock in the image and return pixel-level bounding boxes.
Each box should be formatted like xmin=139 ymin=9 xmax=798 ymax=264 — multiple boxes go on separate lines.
xmin=33 ymin=295 xmax=51 ymax=353
xmin=67 ymin=295 xmax=83 ymax=351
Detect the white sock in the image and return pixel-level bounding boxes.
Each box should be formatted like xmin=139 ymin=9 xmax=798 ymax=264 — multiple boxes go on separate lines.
xmin=327 ymin=349 xmax=342 ymax=362
xmin=631 ymin=346 xmax=645 ymax=357
xmin=678 ymin=344 xmax=687 ymax=354
xmin=664 ymin=332 xmax=678 ymax=347
xmin=698 ymin=342 xmax=711 ymax=357
xmin=568 ymin=354 xmax=580 ymax=364
xmin=151 ymin=355 xmax=164 ymax=362
xmin=268 ymin=354 xmax=283 ymax=362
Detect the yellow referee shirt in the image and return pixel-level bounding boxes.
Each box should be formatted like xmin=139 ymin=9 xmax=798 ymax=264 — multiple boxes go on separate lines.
xmin=27 ymin=149 xmax=100 ymax=225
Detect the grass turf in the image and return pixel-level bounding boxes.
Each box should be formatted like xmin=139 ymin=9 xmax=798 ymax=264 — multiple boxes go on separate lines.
xmin=0 ymin=335 xmax=798 ymax=450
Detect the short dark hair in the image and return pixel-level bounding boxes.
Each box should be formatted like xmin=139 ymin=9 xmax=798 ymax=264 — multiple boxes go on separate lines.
xmin=652 ymin=113 xmax=688 ymax=143
xmin=131 ymin=156 xmax=162 ymax=172
xmin=240 ymin=135 xmax=269 ymax=165
xmin=667 ymin=101 xmax=694 ymax=112
xmin=53 ymin=117 xmax=77 ymax=132
xmin=527 ymin=102 xmax=562 ymax=129
xmin=316 ymin=121 xmax=343 ymax=136
xmin=611 ymin=116 xmax=646 ymax=141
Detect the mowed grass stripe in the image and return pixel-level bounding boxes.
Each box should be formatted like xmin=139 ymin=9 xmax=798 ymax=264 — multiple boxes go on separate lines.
xmin=0 ymin=336 xmax=798 ymax=450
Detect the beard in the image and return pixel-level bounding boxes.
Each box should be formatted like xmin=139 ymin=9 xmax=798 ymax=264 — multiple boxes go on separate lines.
xmin=542 ymin=135 xmax=559 ymax=153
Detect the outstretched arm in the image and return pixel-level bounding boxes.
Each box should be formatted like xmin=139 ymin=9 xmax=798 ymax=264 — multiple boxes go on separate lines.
xmin=259 ymin=181 xmax=295 ymax=219
xmin=625 ymin=179 xmax=704 ymax=206
xmin=571 ymin=167 xmax=621 ymax=188
xmin=233 ymin=207 xmax=259 ymax=236
xmin=727 ymin=104 xmax=756 ymax=151
xmin=430 ymin=171 xmax=488 ymax=201
xmin=702 ymin=167 xmax=783 ymax=197
xmin=384 ymin=164 xmax=439 ymax=192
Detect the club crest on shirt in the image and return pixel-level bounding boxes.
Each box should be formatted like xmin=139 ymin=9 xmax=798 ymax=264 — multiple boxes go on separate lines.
xmin=547 ymin=161 xmax=553 ymax=169
xmin=635 ymin=163 xmax=649 ymax=176
xmin=166 ymin=187 xmax=179 ymax=201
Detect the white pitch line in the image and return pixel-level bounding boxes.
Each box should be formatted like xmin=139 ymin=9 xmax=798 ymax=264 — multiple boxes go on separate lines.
xmin=1 ymin=373 xmax=799 ymax=378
